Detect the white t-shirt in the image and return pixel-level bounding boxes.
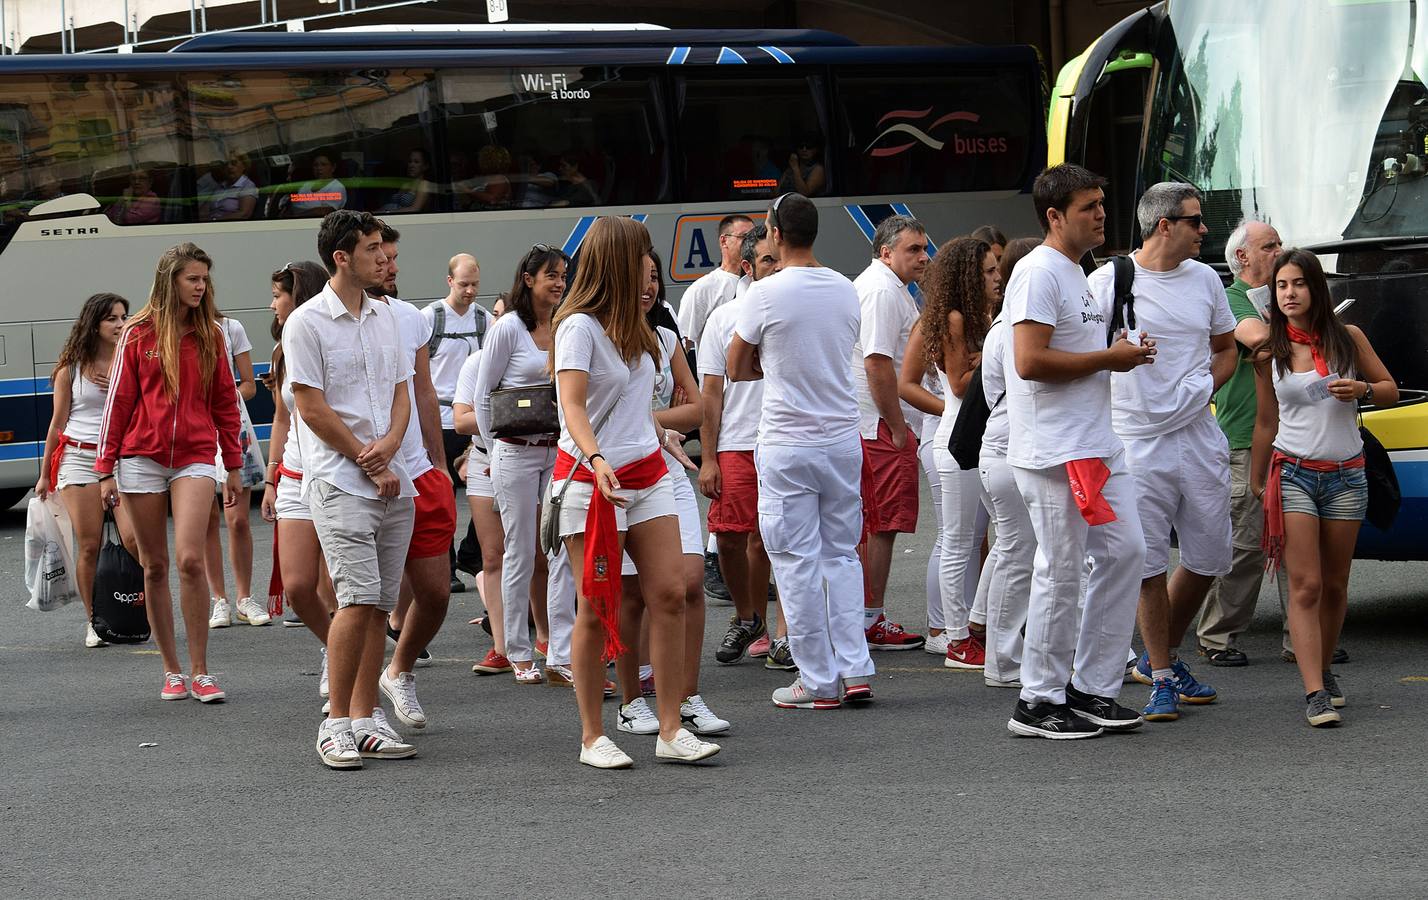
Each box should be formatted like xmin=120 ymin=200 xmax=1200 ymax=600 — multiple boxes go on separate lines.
xmin=284 ymin=284 xmax=416 ymax=500
xmin=1087 ymin=254 xmax=1236 ymax=439
xmin=735 ymin=266 xmax=861 ymax=447
xmin=1003 ymin=245 xmax=1119 ymax=469
xmin=554 ymin=313 xmax=658 ymax=469
xmin=980 ymin=316 xmax=1010 ymax=458
xmin=385 ymin=296 xmax=436 ymax=481
xmin=278 ymin=371 xmax=304 ymax=472
xmin=697 ymin=298 xmax=761 ymax=452
xmin=454 ymin=350 xmax=490 ymax=469
xmin=851 ymin=259 xmax=923 ymax=440
xmin=472 ymin=312 xmax=551 ymax=441
xmin=421 ymin=299 xmax=494 ymax=429
xmin=677 ymin=267 xmax=741 ymax=347
xmin=651 ymin=326 xmax=679 ymax=410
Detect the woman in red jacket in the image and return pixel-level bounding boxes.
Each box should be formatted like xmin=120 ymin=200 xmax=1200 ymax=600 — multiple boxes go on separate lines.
xmin=98 ymin=242 xmax=243 ymax=704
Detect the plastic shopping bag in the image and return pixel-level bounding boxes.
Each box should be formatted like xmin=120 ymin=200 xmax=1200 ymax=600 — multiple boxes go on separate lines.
xmin=91 ymin=512 xmax=150 ymax=643
xmin=24 ymin=496 xmax=80 ymax=611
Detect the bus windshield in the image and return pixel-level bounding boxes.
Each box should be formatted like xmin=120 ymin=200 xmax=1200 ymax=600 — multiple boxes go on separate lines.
xmin=1145 ymin=0 xmax=1424 ymax=263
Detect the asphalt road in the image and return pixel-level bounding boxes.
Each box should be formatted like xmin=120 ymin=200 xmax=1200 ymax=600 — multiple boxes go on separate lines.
xmin=2 ymin=484 xmax=1427 ymax=899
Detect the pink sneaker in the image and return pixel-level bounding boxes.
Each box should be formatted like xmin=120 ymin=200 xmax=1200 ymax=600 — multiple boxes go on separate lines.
xmin=160 ymin=672 xmax=188 ymax=701
xmin=748 ymin=634 xmax=772 ymax=658
xmin=189 ymin=673 xmax=227 ymax=703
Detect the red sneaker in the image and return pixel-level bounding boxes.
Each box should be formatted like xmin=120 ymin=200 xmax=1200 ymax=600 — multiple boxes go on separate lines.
xmin=748 ymin=634 xmax=772 ymax=658
xmin=640 ymin=675 xmax=656 ymax=697
xmin=604 ymin=678 xmax=617 ymax=698
xmin=865 ymin=616 xmax=925 ymax=651
xmin=160 ymin=672 xmax=188 ymax=701
xmin=472 ymin=649 xmax=513 ymax=675
xmin=189 ymin=673 xmax=226 ymax=703
xmin=944 ymin=636 xmax=986 ymax=670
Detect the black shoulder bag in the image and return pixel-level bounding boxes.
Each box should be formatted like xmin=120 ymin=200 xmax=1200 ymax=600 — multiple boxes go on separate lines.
xmin=1360 ymin=416 xmax=1401 ymax=530
xmin=947 ymin=367 xmax=1004 ymax=470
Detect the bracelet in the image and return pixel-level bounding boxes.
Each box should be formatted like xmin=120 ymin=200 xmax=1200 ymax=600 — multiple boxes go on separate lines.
xmin=264 ymin=480 xmax=276 ymax=487
xmin=98 ymin=474 xmax=114 ymax=482
xmin=589 ymin=452 xmax=605 ymax=465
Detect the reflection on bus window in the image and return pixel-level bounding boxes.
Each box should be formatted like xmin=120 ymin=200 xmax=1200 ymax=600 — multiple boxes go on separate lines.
xmin=377 ymin=148 xmax=434 ymax=215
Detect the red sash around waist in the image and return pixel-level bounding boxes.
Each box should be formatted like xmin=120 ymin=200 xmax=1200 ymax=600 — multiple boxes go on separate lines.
xmin=1262 ymin=450 xmax=1365 ymax=575
xmin=48 ymin=433 xmax=98 ymax=486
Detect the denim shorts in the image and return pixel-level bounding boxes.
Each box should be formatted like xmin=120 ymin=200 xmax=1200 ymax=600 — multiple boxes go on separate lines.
xmin=1279 ymin=458 xmax=1368 ymax=522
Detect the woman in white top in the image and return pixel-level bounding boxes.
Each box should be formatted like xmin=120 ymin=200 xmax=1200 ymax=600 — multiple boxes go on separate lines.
xmin=1250 ymin=249 xmax=1396 ymax=727
xmin=35 ymin=292 xmax=134 ymax=648
xmin=204 ymin=313 xmax=266 ymax=627
xmin=902 ymin=237 xmax=999 ymax=670
xmin=552 ymin=216 xmax=719 ymax=768
xmin=259 ymin=262 xmax=337 ymax=688
xmin=613 ymin=251 xmax=728 ymax=738
xmin=473 ymin=245 xmax=572 ymax=682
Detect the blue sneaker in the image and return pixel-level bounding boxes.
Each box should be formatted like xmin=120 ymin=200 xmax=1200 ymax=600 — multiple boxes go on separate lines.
xmin=1142 ymin=678 xmax=1180 ymax=721
xmin=1170 ymin=659 xmax=1217 ymax=704
xmin=1131 ymin=651 xmax=1153 ymax=686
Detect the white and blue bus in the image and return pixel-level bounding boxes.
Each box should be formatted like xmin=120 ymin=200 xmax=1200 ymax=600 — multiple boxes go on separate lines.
xmin=0 ymin=27 xmax=1045 ymax=508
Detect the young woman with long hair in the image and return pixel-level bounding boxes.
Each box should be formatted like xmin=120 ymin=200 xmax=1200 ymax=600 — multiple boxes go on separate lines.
xmin=471 ymin=244 xmax=576 ymax=683
xmin=612 ymin=250 xmax=727 ymax=738
xmin=259 ymin=260 xmax=339 ymax=702
xmin=1250 ymin=249 xmax=1396 ymax=727
xmin=900 ymin=237 xmax=999 ymax=671
xmin=97 ymin=242 xmax=243 ymax=703
xmin=552 ymin=216 xmax=720 ymax=768
xmin=35 ymin=292 xmax=135 ymax=648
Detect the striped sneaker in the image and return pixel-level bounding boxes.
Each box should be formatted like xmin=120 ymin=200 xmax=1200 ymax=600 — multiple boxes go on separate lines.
xmin=353 ymin=713 xmax=417 ymax=760
xmin=316 ymin=718 xmax=362 ymax=769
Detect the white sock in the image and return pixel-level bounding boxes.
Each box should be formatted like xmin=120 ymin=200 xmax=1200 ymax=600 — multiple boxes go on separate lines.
xmin=864 ymin=606 xmax=883 ymax=624
xmin=706 ymin=534 xmax=718 ymax=554
xmin=639 ymin=664 xmax=653 ymax=681
xmin=351 ymin=716 xmax=374 ymax=733
xmin=1151 ymin=667 xmax=1175 ymax=684
xmin=326 ymin=715 xmax=352 ymax=733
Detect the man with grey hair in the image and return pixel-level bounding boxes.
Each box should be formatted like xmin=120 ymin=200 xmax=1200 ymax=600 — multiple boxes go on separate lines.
xmin=1195 ymin=219 xmax=1309 ymax=665
xmin=1087 ymin=181 xmax=1237 ymax=722
xmin=852 ymin=214 xmax=930 ymax=650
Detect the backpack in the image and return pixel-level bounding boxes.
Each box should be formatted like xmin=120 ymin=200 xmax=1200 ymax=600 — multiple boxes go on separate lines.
xmin=947 ymin=366 xmax=1004 ymax=470
xmin=426 ymin=302 xmax=490 ymax=358
xmin=1106 ymin=255 xmax=1137 ymax=346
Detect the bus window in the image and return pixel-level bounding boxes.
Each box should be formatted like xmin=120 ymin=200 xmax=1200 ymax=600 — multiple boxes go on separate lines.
xmin=835 ymin=69 xmax=1038 ymax=197
xmin=184 ymin=69 xmax=438 ymax=220
xmin=0 ymin=73 xmax=184 ymax=241
xmin=437 ymin=67 xmax=668 ymax=211
xmin=673 ymin=74 xmax=829 ymax=202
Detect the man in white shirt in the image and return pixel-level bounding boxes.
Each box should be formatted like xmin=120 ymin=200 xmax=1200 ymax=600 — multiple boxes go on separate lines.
xmin=699 ymin=224 xmax=791 ymax=669
xmin=1004 ymin=165 xmax=1155 ymax=740
xmin=852 ymin=214 xmax=930 ymax=651
xmin=1087 ymin=183 xmax=1237 ymax=722
xmin=422 ymin=253 xmax=495 ymax=586
xmin=285 ymin=210 xmax=417 ymax=768
xmin=363 ymin=222 xmax=456 ymax=731
xmin=729 ymin=192 xmax=876 ymax=709
xmin=677 ymin=214 xmax=754 ymax=350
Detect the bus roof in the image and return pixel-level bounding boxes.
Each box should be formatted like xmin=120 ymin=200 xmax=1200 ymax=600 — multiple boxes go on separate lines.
xmin=171 ymin=27 xmax=859 ymax=53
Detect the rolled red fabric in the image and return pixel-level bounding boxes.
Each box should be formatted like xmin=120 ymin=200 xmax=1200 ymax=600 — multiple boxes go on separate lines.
xmin=553 ymin=448 xmax=669 ymax=661
xmin=1066 ymin=458 xmax=1116 ymax=526
xmin=266 ymin=464 xmax=305 ymax=617
xmin=1261 ymin=450 xmax=1364 ymax=575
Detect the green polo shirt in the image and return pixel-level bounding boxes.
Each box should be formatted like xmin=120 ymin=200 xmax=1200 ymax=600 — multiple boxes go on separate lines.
xmin=1212 ymin=278 xmax=1263 ymax=449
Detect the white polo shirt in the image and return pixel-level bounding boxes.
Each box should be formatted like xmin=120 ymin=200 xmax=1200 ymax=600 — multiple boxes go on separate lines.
xmin=383 ymin=295 xmax=436 ymax=482
xmin=851 ymin=259 xmax=922 ymax=440
xmin=697 ymin=296 xmax=761 ymax=452
xmin=284 ymin=283 xmax=417 ymax=501
xmin=421 ymin=298 xmax=494 ymax=429
xmin=677 ymin=267 xmax=741 ymax=347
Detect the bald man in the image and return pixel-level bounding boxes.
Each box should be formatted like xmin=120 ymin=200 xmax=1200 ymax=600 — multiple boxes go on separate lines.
xmin=421 ymin=253 xmax=495 ymax=587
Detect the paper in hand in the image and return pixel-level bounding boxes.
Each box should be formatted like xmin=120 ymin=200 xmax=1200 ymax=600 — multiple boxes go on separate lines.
xmin=1305 ymin=372 xmax=1340 ymax=402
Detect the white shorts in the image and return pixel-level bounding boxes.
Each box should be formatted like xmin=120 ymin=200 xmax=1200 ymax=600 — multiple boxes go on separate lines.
xmin=1122 ymin=410 xmax=1233 ymax=579
xmin=464 ymin=449 xmax=495 ymax=499
xmin=622 ymin=462 xmax=702 ymax=575
xmin=558 ymin=471 xmax=678 ymax=538
xmin=117 ymin=456 xmax=215 ymax=494
xmin=56 ymin=444 xmax=100 ymax=489
xmin=275 ymin=473 xmax=310 ymax=521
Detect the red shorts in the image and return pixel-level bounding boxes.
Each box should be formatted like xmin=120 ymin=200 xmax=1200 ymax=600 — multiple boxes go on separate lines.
xmin=408 ymin=467 xmax=457 ymax=560
xmin=707 ymin=450 xmax=758 ymax=533
xmin=861 ymin=419 xmax=919 ymax=533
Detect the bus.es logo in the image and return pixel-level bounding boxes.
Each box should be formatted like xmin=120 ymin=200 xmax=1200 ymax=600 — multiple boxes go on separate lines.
xmin=865 ymin=109 xmax=1009 ymax=158
xmin=669 ymin=212 xmax=768 ymax=283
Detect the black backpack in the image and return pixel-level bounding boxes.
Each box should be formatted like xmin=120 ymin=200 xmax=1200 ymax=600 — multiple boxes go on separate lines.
xmin=91 ymin=513 xmax=149 ymax=644
xmin=1107 ymin=255 xmax=1137 ymax=345
xmin=947 ymin=366 xmax=1004 ymax=470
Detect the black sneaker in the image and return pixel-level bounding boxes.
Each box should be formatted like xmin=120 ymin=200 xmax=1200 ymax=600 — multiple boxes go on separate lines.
xmin=385 ymin=623 xmax=430 ymax=665
xmin=703 ymin=552 xmax=732 ymax=605
xmin=1065 ymin=683 xmax=1143 ymax=731
xmin=764 ymin=638 xmax=797 ymax=671
xmin=715 ymin=614 xmax=766 ymax=664
xmin=1322 ymin=670 xmax=1346 ymax=708
xmin=1199 ymin=645 xmax=1248 ymax=667
xmin=1305 ymin=690 xmax=1342 ymax=727
xmin=1007 ymin=700 xmax=1104 ymax=740
xmin=450 ymin=575 xmax=467 ymax=594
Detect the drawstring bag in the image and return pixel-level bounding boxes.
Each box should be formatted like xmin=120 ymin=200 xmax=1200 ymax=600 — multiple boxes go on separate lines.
xmin=91 ymin=512 xmax=150 ymax=643
xmin=24 ymin=496 xmax=79 ymax=611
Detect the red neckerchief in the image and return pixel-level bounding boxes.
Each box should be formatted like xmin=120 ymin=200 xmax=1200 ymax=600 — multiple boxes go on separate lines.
xmin=1066 ymin=458 xmax=1116 ymax=525
xmin=1286 ymin=324 xmax=1330 ymax=376
xmin=553 ymin=448 xmax=669 ymax=661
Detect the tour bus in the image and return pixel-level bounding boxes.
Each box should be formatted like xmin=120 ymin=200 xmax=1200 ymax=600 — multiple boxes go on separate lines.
xmin=0 ymin=26 xmax=1045 ymax=509
xmin=1048 ymin=0 xmax=1428 ymax=560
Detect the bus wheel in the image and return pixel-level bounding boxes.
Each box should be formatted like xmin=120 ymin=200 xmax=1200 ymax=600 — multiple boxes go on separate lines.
xmin=0 ymin=488 xmax=27 ymax=511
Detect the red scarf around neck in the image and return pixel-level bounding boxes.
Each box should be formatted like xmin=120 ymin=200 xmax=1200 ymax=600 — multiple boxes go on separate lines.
xmin=1286 ymin=324 xmax=1330 ymax=376
xmin=553 ymin=448 xmax=669 ymax=661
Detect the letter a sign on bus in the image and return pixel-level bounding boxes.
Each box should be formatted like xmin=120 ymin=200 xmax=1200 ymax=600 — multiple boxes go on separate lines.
xmin=488 ymin=0 xmax=509 ymax=23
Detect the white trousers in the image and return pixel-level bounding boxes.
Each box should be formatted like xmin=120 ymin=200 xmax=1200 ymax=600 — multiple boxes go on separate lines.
xmin=490 ymin=441 xmax=575 ymax=664
xmin=1012 ymin=449 xmax=1145 ymax=704
xmin=976 ymin=453 xmax=1034 ymax=683
xmin=917 ymin=438 xmax=945 ymax=630
xmin=933 ymin=446 xmax=984 ymax=641
xmin=756 ymin=436 xmax=874 ymax=698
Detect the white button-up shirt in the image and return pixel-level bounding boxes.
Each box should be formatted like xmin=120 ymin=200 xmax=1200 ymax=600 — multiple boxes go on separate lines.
xmin=851 ymin=259 xmax=922 ymax=440
xmin=284 ymin=283 xmax=417 ymax=501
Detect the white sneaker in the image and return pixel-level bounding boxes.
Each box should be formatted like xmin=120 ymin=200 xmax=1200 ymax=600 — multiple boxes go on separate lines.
xmin=316 ymin=718 xmax=362 ymax=769
xmin=679 ymin=694 xmax=730 ymax=735
xmin=579 ymin=735 xmax=634 ymax=769
xmin=318 ymin=647 xmax=329 ymax=699
xmin=235 ymin=596 xmax=271 ymax=626
xmin=923 ymin=632 xmax=951 ymax=656
xmin=353 ymin=712 xmax=417 ymax=760
xmin=655 ymin=727 xmax=720 ymax=763
xmin=617 ymin=697 xmax=660 ymax=735
xmin=208 ymin=597 xmax=232 ymax=629
xmin=379 ymin=668 xmax=427 ymax=729
xmin=84 ymin=623 xmax=107 ymax=648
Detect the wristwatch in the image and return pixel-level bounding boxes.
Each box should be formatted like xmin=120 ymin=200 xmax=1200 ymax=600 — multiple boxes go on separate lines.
xmin=1363 ymin=381 xmax=1375 ymax=404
